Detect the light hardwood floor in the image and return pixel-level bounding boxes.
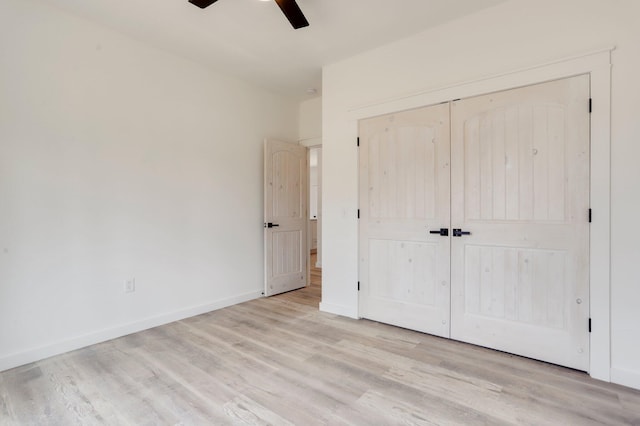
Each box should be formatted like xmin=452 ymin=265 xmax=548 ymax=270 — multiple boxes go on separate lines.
xmin=1 ymin=255 xmax=639 ymax=425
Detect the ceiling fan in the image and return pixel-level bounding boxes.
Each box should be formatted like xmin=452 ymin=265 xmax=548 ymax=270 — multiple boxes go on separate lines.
xmin=188 ymin=0 xmax=309 ymax=30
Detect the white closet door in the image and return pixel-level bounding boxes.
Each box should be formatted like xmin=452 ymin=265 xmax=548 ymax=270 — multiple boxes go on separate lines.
xmin=450 ymin=75 xmax=591 ymax=370
xmin=359 ymin=104 xmax=451 ymax=337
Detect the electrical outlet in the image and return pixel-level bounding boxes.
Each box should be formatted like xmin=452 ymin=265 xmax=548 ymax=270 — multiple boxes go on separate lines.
xmin=124 ymin=278 xmax=136 ymax=293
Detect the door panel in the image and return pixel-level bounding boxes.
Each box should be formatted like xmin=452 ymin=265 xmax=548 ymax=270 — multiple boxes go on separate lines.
xmin=464 ymin=104 xmax=572 ymax=222
xmin=463 ymin=245 xmax=567 ymax=328
xmin=450 ymin=75 xmax=590 ymax=370
xmin=369 ymin=239 xmax=439 ymax=305
xmin=264 ymin=140 xmax=307 ymax=296
xmin=359 ymin=104 xmax=451 ymax=337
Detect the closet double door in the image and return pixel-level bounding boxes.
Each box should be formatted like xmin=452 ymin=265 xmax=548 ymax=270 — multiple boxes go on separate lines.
xmin=358 ymin=75 xmax=590 ymax=371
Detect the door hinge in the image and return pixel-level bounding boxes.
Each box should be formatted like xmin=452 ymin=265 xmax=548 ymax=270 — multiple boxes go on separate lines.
xmin=589 ymin=98 xmax=592 ymax=113
xmin=357 ymin=209 xmax=360 ymax=219
xmin=589 ymin=208 xmax=592 ymax=223
xmin=357 ymin=137 xmax=360 ymax=147
xmin=589 ymin=318 xmax=592 ymax=333
xmin=357 ymin=281 xmax=360 ymax=291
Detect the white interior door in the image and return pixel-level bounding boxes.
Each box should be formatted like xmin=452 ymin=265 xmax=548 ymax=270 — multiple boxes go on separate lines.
xmin=264 ymin=139 xmax=308 ymax=297
xmin=359 ymin=104 xmax=451 ymax=337
xmin=450 ymin=75 xmax=591 ymax=370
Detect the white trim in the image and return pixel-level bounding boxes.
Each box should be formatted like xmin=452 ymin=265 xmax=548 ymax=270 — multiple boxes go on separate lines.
xmin=586 ymin=57 xmax=612 ymax=383
xmin=319 ymin=301 xmax=358 ymax=319
xmin=349 ymin=49 xmax=612 ymax=382
xmin=611 ymin=367 xmax=640 ymax=391
xmin=0 ymin=291 xmax=262 ymax=373
xmin=299 ymin=137 xmax=322 ymax=148
xmin=348 ymin=47 xmax=615 ymax=117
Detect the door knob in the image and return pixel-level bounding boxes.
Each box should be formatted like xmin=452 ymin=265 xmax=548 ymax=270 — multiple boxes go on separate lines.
xmin=265 ymin=223 xmax=280 ymax=228
xmin=429 ymin=228 xmax=449 ymax=236
xmin=452 ymin=229 xmax=471 ymax=237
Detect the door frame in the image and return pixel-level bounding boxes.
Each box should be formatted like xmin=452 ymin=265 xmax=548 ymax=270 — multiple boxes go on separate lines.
xmin=307 ymin=145 xmax=322 ymax=271
xmin=349 ymin=48 xmax=612 ymax=382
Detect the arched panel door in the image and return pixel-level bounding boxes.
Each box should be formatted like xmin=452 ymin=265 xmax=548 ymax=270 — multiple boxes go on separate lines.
xmin=359 ymin=103 xmax=451 ymax=337
xmin=450 ymin=75 xmax=590 ymax=371
xmin=264 ymin=139 xmax=308 ymax=296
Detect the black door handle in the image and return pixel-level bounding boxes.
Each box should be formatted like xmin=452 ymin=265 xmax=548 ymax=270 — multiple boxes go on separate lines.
xmin=429 ymin=228 xmax=449 ymax=236
xmin=264 ymin=222 xmax=280 ymax=228
xmin=453 ymin=229 xmax=471 ymax=237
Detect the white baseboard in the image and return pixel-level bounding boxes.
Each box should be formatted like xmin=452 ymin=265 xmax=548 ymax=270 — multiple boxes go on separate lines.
xmin=0 ymin=291 xmax=262 ymax=373
xmin=611 ymin=367 xmax=640 ymax=391
xmin=319 ymin=301 xmax=358 ymax=319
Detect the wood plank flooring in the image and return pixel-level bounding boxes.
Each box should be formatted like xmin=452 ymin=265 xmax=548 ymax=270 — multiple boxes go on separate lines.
xmin=1 ymin=254 xmax=639 ymax=425
xmin=280 ymin=252 xmax=321 ymax=308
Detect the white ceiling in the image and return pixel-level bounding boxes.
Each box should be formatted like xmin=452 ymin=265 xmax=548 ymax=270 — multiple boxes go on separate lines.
xmin=44 ymin=0 xmax=508 ymax=100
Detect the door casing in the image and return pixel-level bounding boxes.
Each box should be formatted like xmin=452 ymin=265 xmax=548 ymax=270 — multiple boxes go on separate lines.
xmin=348 ymin=49 xmax=612 ymax=381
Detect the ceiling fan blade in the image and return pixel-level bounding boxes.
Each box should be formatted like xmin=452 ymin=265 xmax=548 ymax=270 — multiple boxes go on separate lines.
xmin=188 ymin=0 xmax=219 ymax=9
xmin=274 ymin=0 xmax=309 ymax=29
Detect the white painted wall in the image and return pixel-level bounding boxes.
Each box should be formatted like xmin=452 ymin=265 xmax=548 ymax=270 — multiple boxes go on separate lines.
xmin=322 ymin=0 xmax=640 ymax=389
xmin=0 ymin=0 xmax=298 ymax=371
xmin=298 ymin=96 xmax=323 ymax=267
xmin=298 ymin=97 xmax=322 ymax=148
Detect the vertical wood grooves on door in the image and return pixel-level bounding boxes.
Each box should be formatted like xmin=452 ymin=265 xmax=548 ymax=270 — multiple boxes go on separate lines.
xmin=359 ymin=104 xmax=451 ymax=338
xmin=264 ymin=140 xmax=308 ymax=297
xmin=360 ymin=75 xmax=590 ymax=371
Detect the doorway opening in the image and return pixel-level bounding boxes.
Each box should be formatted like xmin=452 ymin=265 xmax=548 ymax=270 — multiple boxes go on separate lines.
xmin=265 ymin=141 xmax=322 ymax=309
xmin=308 ymin=146 xmax=322 ymax=305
